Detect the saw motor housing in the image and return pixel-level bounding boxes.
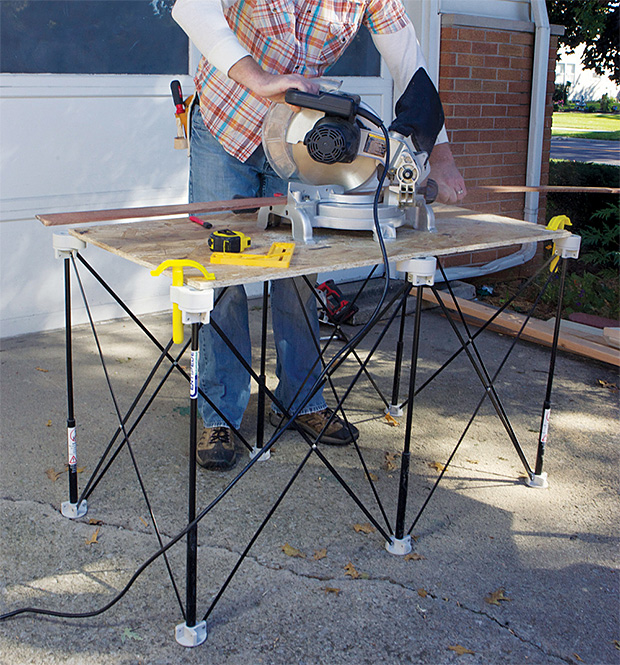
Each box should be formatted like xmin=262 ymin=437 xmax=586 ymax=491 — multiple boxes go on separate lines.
xmin=260 ymin=89 xmax=437 ymax=244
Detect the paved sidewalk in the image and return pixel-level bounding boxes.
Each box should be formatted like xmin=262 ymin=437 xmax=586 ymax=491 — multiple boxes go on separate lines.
xmin=1 ymin=302 xmax=618 ymax=665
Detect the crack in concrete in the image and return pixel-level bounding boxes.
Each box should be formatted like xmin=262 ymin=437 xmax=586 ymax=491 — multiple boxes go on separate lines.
xmin=0 ymin=498 xmax=582 ymax=663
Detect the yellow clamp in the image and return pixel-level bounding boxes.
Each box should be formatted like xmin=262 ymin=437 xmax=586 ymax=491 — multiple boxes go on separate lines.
xmin=546 ymin=215 xmax=572 ymax=272
xmin=151 ymin=259 xmax=215 ymax=344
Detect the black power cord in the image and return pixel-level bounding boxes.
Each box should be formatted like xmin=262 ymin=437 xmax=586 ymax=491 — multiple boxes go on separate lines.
xmin=0 ymin=113 xmax=396 ymax=625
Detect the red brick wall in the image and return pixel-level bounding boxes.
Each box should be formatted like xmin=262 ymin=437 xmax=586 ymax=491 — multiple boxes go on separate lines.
xmin=438 ymin=21 xmax=559 ymax=273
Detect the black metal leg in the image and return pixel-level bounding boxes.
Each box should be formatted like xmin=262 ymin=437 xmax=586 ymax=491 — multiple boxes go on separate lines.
xmin=389 ymin=285 xmax=424 ymax=554
xmin=61 ymin=256 xmax=87 ymax=519
xmin=388 ymin=292 xmax=409 ymax=416
xmin=532 ymin=258 xmax=568 ymax=483
xmin=252 ymin=282 xmax=270 ymax=459
xmin=176 ymin=322 xmax=207 ymax=646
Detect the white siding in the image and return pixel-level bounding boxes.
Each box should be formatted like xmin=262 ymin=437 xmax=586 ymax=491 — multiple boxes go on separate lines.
xmin=0 ymin=0 xmax=535 ymax=338
xmin=0 ymin=74 xmax=194 ymax=337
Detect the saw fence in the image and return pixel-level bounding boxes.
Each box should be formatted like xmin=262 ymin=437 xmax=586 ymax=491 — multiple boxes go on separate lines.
xmin=3 ymin=202 xmax=581 ymax=647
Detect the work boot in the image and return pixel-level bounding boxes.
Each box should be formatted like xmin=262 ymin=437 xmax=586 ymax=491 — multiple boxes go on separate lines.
xmin=270 ymin=408 xmax=359 ymax=446
xmin=196 ymin=427 xmax=236 ymax=470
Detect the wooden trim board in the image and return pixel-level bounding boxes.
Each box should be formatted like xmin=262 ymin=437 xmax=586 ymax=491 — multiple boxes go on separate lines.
xmin=37 ymin=196 xmax=283 ymax=226
xmin=421 ymin=290 xmax=620 ymax=367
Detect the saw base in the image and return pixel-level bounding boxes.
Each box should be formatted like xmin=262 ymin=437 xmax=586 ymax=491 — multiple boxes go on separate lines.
xmin=258 ymin=184 xmax=435 ymax=244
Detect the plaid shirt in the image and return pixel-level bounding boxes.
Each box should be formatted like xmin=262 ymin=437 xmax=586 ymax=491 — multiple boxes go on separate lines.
xmin=195 ymin=0 xmax=410 ymax=162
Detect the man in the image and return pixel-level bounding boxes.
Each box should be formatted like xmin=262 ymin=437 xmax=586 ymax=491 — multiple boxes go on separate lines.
xmin=172 ymin=0 xmax=467 ymax=471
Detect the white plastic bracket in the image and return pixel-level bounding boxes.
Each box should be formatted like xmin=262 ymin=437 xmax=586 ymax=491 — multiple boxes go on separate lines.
xmin=396 ymin=257 xmax=437 ymax=286
xmin=385 ymin=535 xmax=412 ymax=556
xmin=555 ymin=233 xmax=581 ymax=260
xmin=53 ymin=233 xmax=87 ymax=259
xmin=175 ymin=620 xmax=207 ymax=647
xmin=170 ymin=286 xmax=214 ymax=325
xmin=61 ymin=500 xmax=88 ymax=519
xmin=385 ymin=404 xmax=404 ymax=418
xmin=526 ymin=472 xmax=549 ymax=489
xmin=249 ymin=445 xmax=271 ymax=462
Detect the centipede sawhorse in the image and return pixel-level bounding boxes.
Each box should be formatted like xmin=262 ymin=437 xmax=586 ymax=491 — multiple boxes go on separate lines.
xmin=4 ymin=199 xmax=577 ymax=645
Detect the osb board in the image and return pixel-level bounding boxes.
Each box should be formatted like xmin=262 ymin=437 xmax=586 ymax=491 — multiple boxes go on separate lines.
xmin=67 ymin=205 xmax=569 ymax=289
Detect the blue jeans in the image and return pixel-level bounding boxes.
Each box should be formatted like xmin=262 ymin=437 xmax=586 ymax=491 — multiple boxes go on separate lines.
xmin=189 ymin=106 xmax=327 ymax=429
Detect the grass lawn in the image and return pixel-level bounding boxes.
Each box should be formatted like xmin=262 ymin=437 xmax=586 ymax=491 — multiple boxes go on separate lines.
xmin=552 ymin=112 xmax=620 ymax=140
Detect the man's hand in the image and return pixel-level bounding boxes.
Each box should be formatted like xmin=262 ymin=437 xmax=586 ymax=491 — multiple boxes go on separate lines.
xmin=428 ymin=142 xmax=467 ymax=204
xmin=228 ymin=56 xmax=319 ymax=105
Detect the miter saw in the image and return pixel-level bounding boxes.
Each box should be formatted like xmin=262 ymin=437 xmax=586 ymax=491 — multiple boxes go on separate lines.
xmin=259 ymin=70 xmax=446 ymax=244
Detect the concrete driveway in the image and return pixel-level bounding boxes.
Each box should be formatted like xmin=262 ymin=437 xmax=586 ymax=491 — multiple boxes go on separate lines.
xmin=1 ymin=300 xmax=618 ymax=664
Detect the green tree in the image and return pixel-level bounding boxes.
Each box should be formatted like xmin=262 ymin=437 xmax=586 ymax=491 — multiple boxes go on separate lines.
xmin=547 ymin=0 xmax=619 ymax=83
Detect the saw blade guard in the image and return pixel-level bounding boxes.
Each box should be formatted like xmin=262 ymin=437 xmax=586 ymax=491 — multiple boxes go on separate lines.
xmin=262 ymin=99 xmax=382 ymax=193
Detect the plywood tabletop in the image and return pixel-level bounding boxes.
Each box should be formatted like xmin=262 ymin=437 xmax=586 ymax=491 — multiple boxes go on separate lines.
xmin=66 ymin=205 xmax=569 ymax=289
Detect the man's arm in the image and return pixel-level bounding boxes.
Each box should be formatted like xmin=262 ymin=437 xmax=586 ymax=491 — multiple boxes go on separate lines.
xmin=228 ymin=57 xmax=319 ymax=104
xmin=172 ymin=0 xmax=318 ymax=103
xmin=372 ymin=24 xmax=467 ymax=204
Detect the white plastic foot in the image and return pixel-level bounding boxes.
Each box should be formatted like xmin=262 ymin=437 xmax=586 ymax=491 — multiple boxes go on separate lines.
xmin=385 ymin=404 xmax=404 ymax=418
xmin=385 ymin=535 xmax=412 ymax=556
xmin=175 ymin=620 xmax=207 ymax=647
xmin=61 ymin=500 xmax=88 ymax=519
xmin=526 ymin=472 xmax=549 ymax=489
xmin=53 ymin=233 xmax=86 ymax=258
xmin=396 ymin=257 xmax=437 ymax=286
xmin=250 ymin=445 xmax=271 ymax=461
xmin=555 ymin=234 xmax=581 ymax=259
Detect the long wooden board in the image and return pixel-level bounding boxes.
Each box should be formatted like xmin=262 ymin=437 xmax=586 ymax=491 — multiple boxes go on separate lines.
xmin=475 ymin=185 xmax=620 ymax=195
xmin=36 ymin=196 xmax=283 ymax=226
xmin=421 ymin=290 xmax=620 ymax=367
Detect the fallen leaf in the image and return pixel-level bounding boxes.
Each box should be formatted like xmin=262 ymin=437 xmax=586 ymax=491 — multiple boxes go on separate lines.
xmin=466 ymin=459 xmax=479 ymax=465
xmin=573 ymin=654 xmax=584 ymax=662
xmin=313 ymin=548 xmax=327 ymax=560
xmin=598 ymin=379 xmax=619 ymax=392
xmin=281 ymin=543 xmax=306 ymax=558
xmin=323 ymin=587 xmax=341 ymax=595
xmin=447 ymin=645 xmax=475 ymax=656
xmin=139 ymin=516 xmax=149 ymax=528
xmin=35 ymin=367 xmax=49 ymax=373
xmin=46 ymin=420 xmax=52 ymax=427
xmin=353 ymin=522 xmax=376 ymax=534
xmin=485 ymin=587 xmax=511 ymax=606
xmin=85 ymin=528 xmax=100 ymax=545
xmin=121 ymin=627 xmax=142 ymax=643
xmin=384 ymin=413 xmax=400 ymax=427
xmin=428 ymin=461 xmax=445 ymax=473
xmin=344 ymin=562 xmax=360 ymax=579
xmin=88 ymin=519 xmax=103 ymax=526
xmin=64 ymin=464 xmax=85 ymax=474
xmin=384 ymin=451 xmax=401 ymax=471
xmin=45 ymin=468 xmax=63 ymax=482
xmin=404 ymin=552 xmax=425 ymax=561
xmin=613 ymin=639 xmax=620 ymax=650
xmin=417 ymin=588 xmax=428 ymax=598
xmin=367 ymin=471 xmax=379 ymax=482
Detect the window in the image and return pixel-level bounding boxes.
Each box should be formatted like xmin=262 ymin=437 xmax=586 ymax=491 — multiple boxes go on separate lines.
xmin=0 ymin=0 xmax=188 ymax=75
